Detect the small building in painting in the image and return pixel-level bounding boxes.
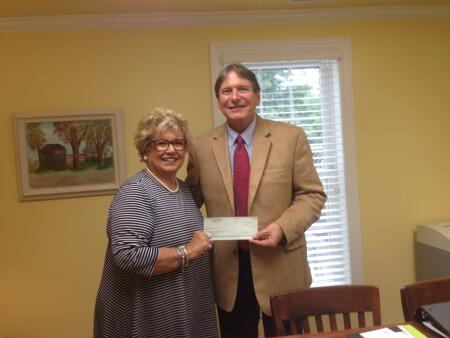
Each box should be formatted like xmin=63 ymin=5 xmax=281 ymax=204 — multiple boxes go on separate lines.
xmin=38 ymin=144 xmax=67 ymax=171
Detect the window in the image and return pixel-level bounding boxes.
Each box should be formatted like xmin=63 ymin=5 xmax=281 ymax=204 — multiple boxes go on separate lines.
xmin=210 ymin=39 xmax=363 ymax=286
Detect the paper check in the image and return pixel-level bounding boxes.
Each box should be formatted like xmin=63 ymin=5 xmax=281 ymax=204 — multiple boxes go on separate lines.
xmin=204 ymin=217 xmax=258 ymax=240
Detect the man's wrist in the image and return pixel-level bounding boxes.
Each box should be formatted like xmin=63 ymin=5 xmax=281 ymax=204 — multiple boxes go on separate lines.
xmin=274 ymin=223 xmax=287 ymax=246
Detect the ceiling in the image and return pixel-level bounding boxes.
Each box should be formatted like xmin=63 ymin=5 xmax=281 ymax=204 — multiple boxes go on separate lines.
xmin=1 ymin=0 xmax=449 ymax=18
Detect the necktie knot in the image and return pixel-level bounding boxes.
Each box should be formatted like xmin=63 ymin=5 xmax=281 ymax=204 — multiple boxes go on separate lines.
xmin=235 ymin=135 xmax=245 ymax=146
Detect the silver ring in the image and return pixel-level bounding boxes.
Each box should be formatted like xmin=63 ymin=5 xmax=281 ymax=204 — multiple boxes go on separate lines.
xmin=205 ymin=232 xmax=212 ymax=239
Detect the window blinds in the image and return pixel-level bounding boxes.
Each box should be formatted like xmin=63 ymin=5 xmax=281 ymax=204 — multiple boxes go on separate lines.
xmin=247 ymin=60 xmax=352 ymax=286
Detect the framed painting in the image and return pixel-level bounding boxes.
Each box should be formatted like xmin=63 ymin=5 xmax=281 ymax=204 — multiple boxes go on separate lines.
xmin=13 ymin=109 xmax=126 ymax=201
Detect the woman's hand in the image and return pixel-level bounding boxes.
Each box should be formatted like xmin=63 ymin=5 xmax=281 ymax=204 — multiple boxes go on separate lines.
xmin=186 ymin=230 xmax=213 ymax=260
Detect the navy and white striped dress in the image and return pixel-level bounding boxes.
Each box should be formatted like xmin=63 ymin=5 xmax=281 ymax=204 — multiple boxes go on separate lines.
xmin=94 ymin=170 xmax=218 ymax=338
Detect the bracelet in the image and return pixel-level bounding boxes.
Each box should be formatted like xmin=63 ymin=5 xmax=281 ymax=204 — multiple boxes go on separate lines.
xmin=176 ymin=245 xmax=190 ymax=272
xmin=176 ymin=245 xmax=184 ymax=270
xmin=181 ymin=245 xmax=189 ymax=268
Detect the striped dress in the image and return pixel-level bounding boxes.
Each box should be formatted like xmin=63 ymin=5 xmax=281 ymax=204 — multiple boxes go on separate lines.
xmin=94 ymin=170 xmax=218 ymax=338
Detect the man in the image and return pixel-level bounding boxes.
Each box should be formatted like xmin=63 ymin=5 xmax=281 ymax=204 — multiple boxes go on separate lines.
xmin=186 ymin=63 xmax=326 ymax=338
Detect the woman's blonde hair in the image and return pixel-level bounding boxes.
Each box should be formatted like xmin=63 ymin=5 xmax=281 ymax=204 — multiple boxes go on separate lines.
xmin=134 ymin=107 xmax=192 ymax=162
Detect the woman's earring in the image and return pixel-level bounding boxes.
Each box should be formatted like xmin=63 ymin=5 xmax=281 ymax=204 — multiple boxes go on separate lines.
xmin=143 ymin=155 xmax=148 ymax=161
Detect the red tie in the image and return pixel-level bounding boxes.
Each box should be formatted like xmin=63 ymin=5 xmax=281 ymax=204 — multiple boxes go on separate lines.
xmin=233 ymin=135 xmax=250 ymax=251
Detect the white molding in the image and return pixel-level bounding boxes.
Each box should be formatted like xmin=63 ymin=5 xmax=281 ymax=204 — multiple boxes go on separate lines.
xmin=1 ymin=5 xmax=449 ymax=32
xmin=337 ymin=40 xmax=365 ymax=285
xmin=210 ymin=38 xmax=365 ymax=283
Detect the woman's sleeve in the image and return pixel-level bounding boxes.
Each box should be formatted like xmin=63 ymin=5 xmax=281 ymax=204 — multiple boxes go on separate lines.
xmin=108 ymin=183 xmax=158 ymax=278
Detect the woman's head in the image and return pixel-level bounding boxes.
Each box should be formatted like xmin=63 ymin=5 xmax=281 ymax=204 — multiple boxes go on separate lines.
xmin=134 ymin=107 xmax=192 ymax=176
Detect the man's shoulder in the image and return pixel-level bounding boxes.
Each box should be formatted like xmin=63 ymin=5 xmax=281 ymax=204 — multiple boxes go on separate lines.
xmin=193 ymin=123 xmax=226 ymax=143
xmin=258 ymin=116 xmax=304 ymax=135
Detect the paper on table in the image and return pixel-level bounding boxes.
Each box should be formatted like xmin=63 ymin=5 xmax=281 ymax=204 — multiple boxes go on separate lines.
xmin=360 ymin=328 xmax=410 ymax=338
xmin=204 ymin=217 xmax=258 ymax=240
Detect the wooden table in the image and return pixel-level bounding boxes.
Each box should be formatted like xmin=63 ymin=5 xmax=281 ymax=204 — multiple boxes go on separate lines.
xmin=273 ymin=321 xmax=439 ymax=338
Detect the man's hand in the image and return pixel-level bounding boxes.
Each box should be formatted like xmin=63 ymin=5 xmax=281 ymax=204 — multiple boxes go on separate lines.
xmin=249 ymin=223 xmax=285 ymax=248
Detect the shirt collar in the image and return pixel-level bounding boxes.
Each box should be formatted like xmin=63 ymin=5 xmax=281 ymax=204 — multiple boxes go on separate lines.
xmin=227 ymin=117 xmax=256 ymax=146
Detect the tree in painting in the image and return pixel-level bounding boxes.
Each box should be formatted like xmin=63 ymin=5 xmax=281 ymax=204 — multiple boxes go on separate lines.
xmin=26 ymin=123 xmax=47 ymax=171
xmin=53 ymin=121 xmax=89 ymax=170
xmin=85 ymin=120 xmax=113 ymax=169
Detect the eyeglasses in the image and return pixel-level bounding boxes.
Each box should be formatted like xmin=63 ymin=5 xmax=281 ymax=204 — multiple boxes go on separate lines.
xmin=149 ymin=139 xmax=187 ymax=151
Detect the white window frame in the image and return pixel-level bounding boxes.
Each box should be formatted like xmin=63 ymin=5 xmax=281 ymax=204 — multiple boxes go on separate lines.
xmin=210 ymin=38 xmax=364 ymax=284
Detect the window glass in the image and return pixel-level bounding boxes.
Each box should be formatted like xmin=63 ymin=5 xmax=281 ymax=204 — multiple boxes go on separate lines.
xmin=247 ymin=60 xmax=351 ymax=286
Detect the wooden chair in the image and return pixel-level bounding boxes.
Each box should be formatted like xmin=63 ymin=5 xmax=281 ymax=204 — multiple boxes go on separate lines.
xmin=270 ymin=285 xmax=381 ymax=336
xmin=400 ymin=277 xmax=450 ymax=321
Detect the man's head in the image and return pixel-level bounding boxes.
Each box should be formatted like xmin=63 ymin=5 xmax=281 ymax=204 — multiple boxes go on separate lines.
xmin=214 ymin=63 xmax=261 ymax=133
xmin=214 ymin=64 xmax=260 ymax=98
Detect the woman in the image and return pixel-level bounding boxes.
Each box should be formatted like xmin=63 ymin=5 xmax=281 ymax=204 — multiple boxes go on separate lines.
xmin=94 ymin=108 xmax=218 ymax=338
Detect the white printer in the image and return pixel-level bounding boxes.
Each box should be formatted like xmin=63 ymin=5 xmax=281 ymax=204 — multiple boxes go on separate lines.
xmin=416 ymin=222 xmax=450 ymax=281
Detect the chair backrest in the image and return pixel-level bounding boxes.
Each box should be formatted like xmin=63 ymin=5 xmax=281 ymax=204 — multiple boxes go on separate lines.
xmin=270 ymin=285 xmax=381 ymax=336
xmin=400 ymin=277 xmax=450 ymax=321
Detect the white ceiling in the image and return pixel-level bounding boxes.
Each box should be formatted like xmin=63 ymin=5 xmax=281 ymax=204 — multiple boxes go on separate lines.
xmin=1 ymin=0 xmax=449 ymax=18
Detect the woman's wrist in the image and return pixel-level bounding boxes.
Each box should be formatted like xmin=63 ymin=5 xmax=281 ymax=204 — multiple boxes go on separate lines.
xmin=176 ymin=245 xmax=189 ymax=271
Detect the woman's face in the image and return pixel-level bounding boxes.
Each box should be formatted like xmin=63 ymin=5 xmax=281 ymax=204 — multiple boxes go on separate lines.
xmin=144 ymin=129 xmax=186 ymax=178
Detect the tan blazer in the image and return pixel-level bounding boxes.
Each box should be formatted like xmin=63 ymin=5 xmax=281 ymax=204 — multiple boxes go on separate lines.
xmin=186 ymin=116 xmax=326 ymax=315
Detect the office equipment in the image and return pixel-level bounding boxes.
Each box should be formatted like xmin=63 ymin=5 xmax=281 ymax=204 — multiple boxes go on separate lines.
xmin=416 ymin=222 xmax=450 ymax=280
xmin=420 ymin=301 xmax=450 ymax=337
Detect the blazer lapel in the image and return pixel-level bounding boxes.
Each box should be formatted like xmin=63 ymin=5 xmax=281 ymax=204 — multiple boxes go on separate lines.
xmin=249 ymin=117 xmax=271 ymax=210
xmin=211 ymin=125 xmax=235 ymax=212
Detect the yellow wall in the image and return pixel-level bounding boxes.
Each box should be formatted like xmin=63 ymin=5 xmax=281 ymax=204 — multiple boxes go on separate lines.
xmin=1 ymin=19 xmax=449 ymax=338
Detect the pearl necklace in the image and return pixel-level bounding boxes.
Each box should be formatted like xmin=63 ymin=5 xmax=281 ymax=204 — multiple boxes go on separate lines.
xmin=145 ymin=167 xmax=180 ymax=193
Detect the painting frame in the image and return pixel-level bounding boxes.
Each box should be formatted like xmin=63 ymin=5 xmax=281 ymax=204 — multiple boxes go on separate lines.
xmin=13 ymin=109 xmax=126 ymax=201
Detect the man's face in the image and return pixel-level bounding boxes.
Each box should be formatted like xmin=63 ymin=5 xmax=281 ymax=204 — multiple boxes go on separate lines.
xmin=218 ymin=70 xmax=260 ymax=133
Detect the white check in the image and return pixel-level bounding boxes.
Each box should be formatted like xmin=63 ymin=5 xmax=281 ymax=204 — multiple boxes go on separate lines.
xmin=204 ymin=217 xmax=258 ymax=240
